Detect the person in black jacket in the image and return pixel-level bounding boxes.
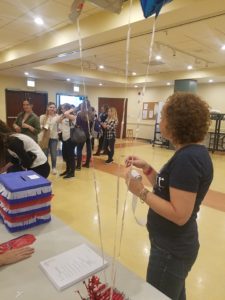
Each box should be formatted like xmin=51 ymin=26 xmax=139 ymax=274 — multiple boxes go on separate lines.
xmin=76 ymin=99 xmax=94 ymax=169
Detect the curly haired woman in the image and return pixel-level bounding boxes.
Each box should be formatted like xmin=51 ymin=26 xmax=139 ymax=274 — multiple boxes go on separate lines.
xmin=125 ymin=92 xmax=213 ymax=300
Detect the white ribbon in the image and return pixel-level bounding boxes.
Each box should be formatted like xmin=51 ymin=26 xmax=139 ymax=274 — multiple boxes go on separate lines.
xmin=131 ymin=193 xmax=147 ymax=226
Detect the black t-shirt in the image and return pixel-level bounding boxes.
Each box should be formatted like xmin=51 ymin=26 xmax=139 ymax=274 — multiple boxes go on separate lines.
xmin=147 ymin=144 xmax=213 ymax=259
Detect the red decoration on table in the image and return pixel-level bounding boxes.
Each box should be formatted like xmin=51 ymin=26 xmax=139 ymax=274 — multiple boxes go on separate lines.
xmin=75 ymin=275 xmax=128 ymax=300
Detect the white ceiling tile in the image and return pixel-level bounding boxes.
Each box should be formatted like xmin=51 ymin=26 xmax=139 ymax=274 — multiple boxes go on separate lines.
xmin=31 ymin=1 xmax=71 ymax=25
xmin=0 ymin=28 xmax=27 ymax=49
xmin=0 ymin=15 xmax=14 ymax=27
xmin=0 ymin=0 xmax=48 ymax=17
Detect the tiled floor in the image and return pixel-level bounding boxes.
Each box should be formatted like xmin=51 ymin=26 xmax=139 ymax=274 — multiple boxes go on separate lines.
xmin=50 ymin=140 xmax=225 ymax=300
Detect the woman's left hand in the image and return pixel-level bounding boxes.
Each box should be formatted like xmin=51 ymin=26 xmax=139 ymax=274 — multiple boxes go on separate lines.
xmin=125 ymin=169 xmax=144 ymax=197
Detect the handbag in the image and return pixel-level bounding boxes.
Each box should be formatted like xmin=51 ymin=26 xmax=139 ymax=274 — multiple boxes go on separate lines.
xmin=38 ymin=128 xmax=50 ymax=149
xmin=38 ymin=115 xmax=50 ymax=149
xmin=70 ymin=126 xmax=87 ymax=144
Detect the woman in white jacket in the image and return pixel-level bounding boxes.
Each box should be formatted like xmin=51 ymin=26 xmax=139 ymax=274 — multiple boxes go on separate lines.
xmin=39 ymin=102 xmax=59 ymax=175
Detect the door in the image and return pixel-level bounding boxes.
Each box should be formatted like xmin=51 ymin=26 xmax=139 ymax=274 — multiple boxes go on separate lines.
xmin=98 ymin=97 xmax=127 ymax=138
xmin=5 ymin=90 xmax=48 ymax=129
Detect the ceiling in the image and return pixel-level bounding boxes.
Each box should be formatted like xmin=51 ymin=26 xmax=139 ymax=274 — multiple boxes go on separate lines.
xmin=1 ymin=0 xmax=225 ymax=88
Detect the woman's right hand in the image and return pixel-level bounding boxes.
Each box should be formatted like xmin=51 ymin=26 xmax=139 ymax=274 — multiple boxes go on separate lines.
xmin=0 ymin=247 xmax=34 ymax=266
xmin=125 ymin=155 xmax=148 ymax=171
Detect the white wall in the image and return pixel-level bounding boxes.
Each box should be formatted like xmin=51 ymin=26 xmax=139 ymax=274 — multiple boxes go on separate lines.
xmin=1 ymin=75 xmax=225 ymax=140
xmin=85 ymin=85 xmax=173 ymax=139
xmin=198 ymin=83 xmax=225 ymax=112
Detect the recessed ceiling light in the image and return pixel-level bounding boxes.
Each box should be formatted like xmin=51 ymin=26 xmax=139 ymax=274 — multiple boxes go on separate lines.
xmin=166 ymin=82 xmax=171 ymax=86
xmin=57 ymin=53 xmax=67 ymax=58
xmin=187 ymin=65 xmax=193 ymax=70
xmin=27 ymin=79 xmax=35 ymax=87
xmin=99 ymin=83 xmax=103 ymax=86
xmin=34 ymin=17 xmax=44 ymax=26
xmin=24 ymin=72 xmax=29 ymax=76
xmin=208 ymin=79 xmax=214 ymax=83
xmin=99 ymin=65 xmax=104 ymax=69
xmin=73 ymin=85 xmax=79 ymax=92
xmin=155 ymin=55 xmax=162 ymax=60
xmin=132 ymin=72 xmax=136 ymax=76
xmin=134 ymin=85 xmax=138 ymax=88
xmin=221 ymin=45 xmax=225 ymax=50
xmin=66 ymin=78 xmax=71 ymax=81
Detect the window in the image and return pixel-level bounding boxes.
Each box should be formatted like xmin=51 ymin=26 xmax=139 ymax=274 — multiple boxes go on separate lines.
xmin=56 ymin=93 xmax=86 ymax=108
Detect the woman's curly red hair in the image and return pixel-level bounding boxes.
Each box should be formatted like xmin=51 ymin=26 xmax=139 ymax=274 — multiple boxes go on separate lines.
xmin=163 ymin=92 xmax=210 ymax=145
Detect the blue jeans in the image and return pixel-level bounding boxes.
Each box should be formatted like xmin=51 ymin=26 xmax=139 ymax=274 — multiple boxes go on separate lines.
xmin=43 ymin=139 xmax=58 ymax=169
xmin=147 ymin=239 xmax=198 ymax=300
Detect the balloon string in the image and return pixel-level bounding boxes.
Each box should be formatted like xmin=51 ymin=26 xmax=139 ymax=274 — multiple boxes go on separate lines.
xmin=77 ymin=18 xmax=86 ymax=96
xmin=77 ymin=18 xmax=91 ymax=137
xmin=109 ymin=1 xmax=133 ymax=297
xmin=118 ymin=15 xmax=158 ymax=253
xmin=76 ymin=17 xmax=107 ymax=282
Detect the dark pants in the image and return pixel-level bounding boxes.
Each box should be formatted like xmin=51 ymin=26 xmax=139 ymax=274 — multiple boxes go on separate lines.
xmin=96 ymin=130 xmax=106 ymax=154
xmin=7 ymin=162 xmax=50 ymax=178
xmin=32 ymin=162 xmax=50 ymax=178
xmin=105 ymin=138 xmax=115 ymax=160
xmin=147 ymin=239 xmax=198 ymax=300
xmin=91 ymin=137 xmax=94 ymax=150
xmin=62 ymin=139 xmax=75 ymax=174
xmin=76 ymin=138 xmax=92 ymax=167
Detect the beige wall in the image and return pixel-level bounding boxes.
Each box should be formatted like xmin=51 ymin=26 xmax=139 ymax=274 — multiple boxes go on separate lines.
xmin=198 ymin=83 xmax=225 ymax=111
xmin=1 ymin=75 xmax=225 ymax=139
xmin=0 ymin=75 xmax=74 ymax=120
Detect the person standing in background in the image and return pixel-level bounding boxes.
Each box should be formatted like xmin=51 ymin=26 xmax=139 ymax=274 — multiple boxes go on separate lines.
xmin=58 ymin=104 xmax=76 ymax=179
xmin=76 ymin=99 xmax=94 ymax=169
xmin=39 ymin=102 xmax=59 ymax=175
xmin=102 ymin=107 xmax=118 ymax=164
xmin=13 ymin=99 xmax=40 ymax=142
xmin=93 ymin=104 xmax=109 ymax=156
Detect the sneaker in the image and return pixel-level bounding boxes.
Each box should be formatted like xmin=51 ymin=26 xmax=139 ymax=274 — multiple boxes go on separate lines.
xmin=105 ymin=159 xmax=113 ymax=164
xmin=52 ymin=168 xmax=57 ymax=175
xmin=63 ymin=173 xmax=75 ymax=179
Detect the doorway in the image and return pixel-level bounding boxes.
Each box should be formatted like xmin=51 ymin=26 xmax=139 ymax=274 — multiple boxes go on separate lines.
xmin=5 ymin=89 xmax=48 ymax=129
xmin=98 ymin=97 xmax=127 ymax=138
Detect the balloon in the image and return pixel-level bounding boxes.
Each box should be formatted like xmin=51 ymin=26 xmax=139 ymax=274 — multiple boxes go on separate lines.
xmin=69 ymin=0 xmax=85 ymax=22
xmin=70 ymin=0 xmax=123 ymax=22
xmin=87 ymin=0 xmax=123 ymax=14
xmin=140 ymin=0 xmax=173 ymax=18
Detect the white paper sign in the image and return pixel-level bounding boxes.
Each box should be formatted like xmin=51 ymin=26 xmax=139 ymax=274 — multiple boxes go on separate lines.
xmin=27 ymin=175 xmax=40 ymax=180
xmin=40 ymin=244 xmax=108 ymax=291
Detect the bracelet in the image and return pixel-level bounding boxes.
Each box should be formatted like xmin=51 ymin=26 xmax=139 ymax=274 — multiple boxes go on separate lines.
xmin=143 ymin=165 xmax=153 ymax=176
xmin=139 ymin=187 xmax=149 ymax=203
